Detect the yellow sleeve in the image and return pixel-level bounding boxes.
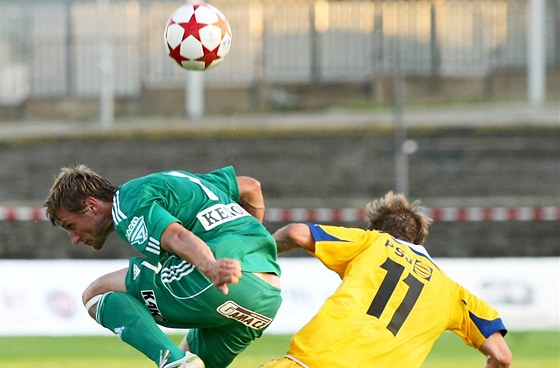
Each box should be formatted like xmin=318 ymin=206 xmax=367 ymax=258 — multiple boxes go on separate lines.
xmin=448 ymin=282 xmax=508 ymax=348
xmin=309 ymin=224 xmax=380 ymax=277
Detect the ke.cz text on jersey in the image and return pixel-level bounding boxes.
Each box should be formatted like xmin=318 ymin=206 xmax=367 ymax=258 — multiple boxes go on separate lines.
xmin=197 ymin=203 xmax=250 ymax=230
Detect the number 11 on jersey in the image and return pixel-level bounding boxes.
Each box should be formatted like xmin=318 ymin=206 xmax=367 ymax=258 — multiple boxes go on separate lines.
xmin=367 ymin=258 xmax=425 ymax=335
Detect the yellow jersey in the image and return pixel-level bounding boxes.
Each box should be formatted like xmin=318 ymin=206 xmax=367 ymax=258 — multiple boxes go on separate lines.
xmin=285 ymin=224 xmax=507 ymax=368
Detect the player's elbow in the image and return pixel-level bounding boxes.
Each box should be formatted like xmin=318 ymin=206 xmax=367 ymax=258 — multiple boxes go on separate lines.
xmin=245 ymin=176 xmax=262 ymax=192
xmin=274 ymin=223 xmax=314 ymax=253
xmin=238 ymin=176 xmax=262 ymax=198
xmin=496 ymin=350 xmax=512 ymax=367
xmin=487 ymin=352 xmax=512 ymax=368
xmin=480 ymin=331 xmax=512 ymax=368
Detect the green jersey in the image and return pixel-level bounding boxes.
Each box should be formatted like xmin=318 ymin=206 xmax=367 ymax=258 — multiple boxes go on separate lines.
xmin=112 ymin=166 xmax=282 ymax=367
xmin=112 ymin=166 xmax=280 ymax=276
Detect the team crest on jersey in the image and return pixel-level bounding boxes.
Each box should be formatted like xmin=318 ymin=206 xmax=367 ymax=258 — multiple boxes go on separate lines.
xmin=413 ymin=259 xmax=433 ymax=281
xmin=197 ymin=203 xmax=250 ymax=231
xmin=126 ymin=216 xmax=148 ymax=245
xmin=217 ymin=301 xmax=272 ymax=330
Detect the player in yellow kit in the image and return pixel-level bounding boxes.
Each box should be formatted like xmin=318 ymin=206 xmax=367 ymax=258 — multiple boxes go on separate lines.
xmin=263 ymin=191 xmax=511 ymax=368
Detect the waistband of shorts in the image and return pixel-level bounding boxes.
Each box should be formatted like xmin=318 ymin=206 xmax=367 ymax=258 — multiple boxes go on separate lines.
xmin=243 ymin=271 xmax=281 ymax=292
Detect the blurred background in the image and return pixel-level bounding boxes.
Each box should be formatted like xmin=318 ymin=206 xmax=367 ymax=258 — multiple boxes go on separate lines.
xmin=0 ymin=0 xmax=558 ymax=258
xmin=0 ymin=0 xmax=558 ymax=117
xmin=0 ymin=0 xmax=558 ymax=339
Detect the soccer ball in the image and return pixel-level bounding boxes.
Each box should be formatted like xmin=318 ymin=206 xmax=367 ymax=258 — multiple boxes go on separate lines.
xmin=164 ymin=3 xmax=232 ymax=71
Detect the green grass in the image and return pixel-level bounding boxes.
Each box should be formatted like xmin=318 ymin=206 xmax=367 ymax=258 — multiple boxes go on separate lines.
xmin=0 ymin=331 xmax=557 ymax=367
xmin=423 ymin=330 xmax=560 ymax=368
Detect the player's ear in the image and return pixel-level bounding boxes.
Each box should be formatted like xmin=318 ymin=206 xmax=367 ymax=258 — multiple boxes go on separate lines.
xmin=84 ymin=197 xmax=97 ymax=212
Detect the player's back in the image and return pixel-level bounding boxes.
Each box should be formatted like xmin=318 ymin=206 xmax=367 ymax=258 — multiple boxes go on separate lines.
xmin=287 ymin=225 xmax=499 ymax=368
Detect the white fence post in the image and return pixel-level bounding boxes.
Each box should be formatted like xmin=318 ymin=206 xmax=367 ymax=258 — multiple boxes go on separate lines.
xmin=98 ymin=0 xmax=114 ymax=127
xmin=527 ymin=0 xmax=547 ymax=106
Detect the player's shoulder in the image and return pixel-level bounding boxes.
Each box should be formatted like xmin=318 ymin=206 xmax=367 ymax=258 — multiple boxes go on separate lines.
xmin=310 ymin=224 xmax=378 ymax=244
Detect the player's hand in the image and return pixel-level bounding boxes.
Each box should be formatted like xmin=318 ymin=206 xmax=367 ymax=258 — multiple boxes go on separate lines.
xmin=211 ymin=258 xmax=242 ymax=295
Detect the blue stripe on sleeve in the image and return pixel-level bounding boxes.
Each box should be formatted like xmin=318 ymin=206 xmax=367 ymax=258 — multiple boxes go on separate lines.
xmin=306 ymin=223 xmax=349 ymax=242
xmin=469 ymin=311 xmax=508 ymax=337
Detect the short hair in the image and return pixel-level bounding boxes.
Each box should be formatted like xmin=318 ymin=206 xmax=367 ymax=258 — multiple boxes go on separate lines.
xmin=44 ymin=165 xmax=116 ymax=226
xmin=365 ymin=191 xmax=432 ymax=244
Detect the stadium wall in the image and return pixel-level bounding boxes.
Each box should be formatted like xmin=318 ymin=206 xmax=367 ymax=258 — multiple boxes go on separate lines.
xmin=0 ymin=258 xmax=557 ymax=336
xmin=0 ymin=126 xmax=558 ymax=259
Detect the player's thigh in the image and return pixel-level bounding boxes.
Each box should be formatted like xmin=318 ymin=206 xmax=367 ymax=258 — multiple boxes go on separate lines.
xmin=82 ymin=267 xmax=128 ymax=304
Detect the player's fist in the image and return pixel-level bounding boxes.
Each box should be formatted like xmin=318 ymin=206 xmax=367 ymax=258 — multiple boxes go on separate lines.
xmin=212 ymin=258 xmax=242 ymax=295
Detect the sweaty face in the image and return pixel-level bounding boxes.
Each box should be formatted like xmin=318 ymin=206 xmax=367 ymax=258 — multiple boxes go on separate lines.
xmin=57 ymin=207 xmax=112 ymax=250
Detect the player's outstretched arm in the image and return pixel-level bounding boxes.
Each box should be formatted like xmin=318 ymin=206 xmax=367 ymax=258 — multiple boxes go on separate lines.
xmin=161 ymin=222 xmax=242 ymax=295
xmin=237 ymin=176 xmax=266 ymax=222
xmin=273 ymin=223 xmax=316 ymax=254
xmin=479 ymin=332 xmax=512 ymax=368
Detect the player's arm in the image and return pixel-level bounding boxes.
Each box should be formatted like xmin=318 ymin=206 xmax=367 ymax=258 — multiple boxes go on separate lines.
xmin=479 ymin=332 xmax=512 ymax=368
xmin=161 ymin=222 xmax=241 ymax=295
xmin=237 ymin=176 xmax=266 ymax=222
xmin=273 ymin=223 xmax=316 ymax=254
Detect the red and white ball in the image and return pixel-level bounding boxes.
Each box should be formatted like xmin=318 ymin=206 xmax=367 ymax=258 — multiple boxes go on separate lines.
xmin=164 ymin=3 xmax=232 ymax=71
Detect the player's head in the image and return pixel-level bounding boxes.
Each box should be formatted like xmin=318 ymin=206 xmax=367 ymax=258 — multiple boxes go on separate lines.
xmin=365 ymin=191 xmax=432 ymax=244
xmin=44 ymin=164 xmax=117 ymax=227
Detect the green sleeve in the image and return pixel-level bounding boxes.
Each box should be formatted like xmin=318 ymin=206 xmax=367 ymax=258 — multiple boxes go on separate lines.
xmin=146 ymin=202 xmax=179 ymax=242
xmin=199 ymin=165 xmax=239 ymax=201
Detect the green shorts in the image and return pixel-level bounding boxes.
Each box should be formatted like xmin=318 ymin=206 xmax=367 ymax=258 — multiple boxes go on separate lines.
xmin=125 ymin=256 xmax=282 ymax=368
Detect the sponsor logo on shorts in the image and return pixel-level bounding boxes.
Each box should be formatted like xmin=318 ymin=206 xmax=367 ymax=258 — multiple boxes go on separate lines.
xmin=141 ymin=290 xmax=167 ymax=322
xmin=217 ymin=301 xmax=272 ymax=330
xmin=197 ymin=203 xmax=250 ymax=231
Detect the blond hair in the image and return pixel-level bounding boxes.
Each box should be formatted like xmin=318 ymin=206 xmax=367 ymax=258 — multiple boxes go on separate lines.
xmin=365 ymin=191 xmax=432 ymax=244
xmin=44 ymin=165 xmax=116 ymax=226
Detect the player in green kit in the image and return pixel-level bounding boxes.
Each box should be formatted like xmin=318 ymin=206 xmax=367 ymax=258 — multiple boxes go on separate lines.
xmin=44 ymin=165 xmax=281 ymax=368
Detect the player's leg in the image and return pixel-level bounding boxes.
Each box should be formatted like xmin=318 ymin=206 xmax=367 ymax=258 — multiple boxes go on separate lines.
xmin=96 ymin=291 xmax=204 ymax=367
xmin=178 ymin=336 xmax=190 ymax=352
xmin=82 ymin=267 xmax=128 ymax=317
xmin=185 ymin=272 xmax=282 ymax=367
xmin=84 ymin=261 xmax=204 ymax=367
xmin=187 ymin=325 xmax=257 ymax=368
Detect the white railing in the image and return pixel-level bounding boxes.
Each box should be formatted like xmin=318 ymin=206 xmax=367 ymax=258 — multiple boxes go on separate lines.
xmin=0 ymin=0 xmax=556 ymax=101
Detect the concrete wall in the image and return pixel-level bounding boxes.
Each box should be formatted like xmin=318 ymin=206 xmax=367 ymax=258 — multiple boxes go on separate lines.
xmin=0 ymin=124 xmax=558 ymax=259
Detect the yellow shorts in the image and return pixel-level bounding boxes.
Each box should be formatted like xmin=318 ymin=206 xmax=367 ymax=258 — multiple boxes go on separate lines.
xmin=260 ymin=357 xmax=305 ymax=368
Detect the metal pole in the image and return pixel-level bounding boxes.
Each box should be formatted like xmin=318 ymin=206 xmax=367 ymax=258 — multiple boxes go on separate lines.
xmin=528 ymin=0 xmax=547 ymax=105
xmin=184 ymin=0 xmax=206 ymax=120
xmin=98 ymin=0 xmax=114 ymax=127
xmin=393 ymin=68 xmax=408 ymax=196
xmin=392 ymin=7 xmax=409 ymax=197
xmin=186 ymin=71 xmax=204 ymax=120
